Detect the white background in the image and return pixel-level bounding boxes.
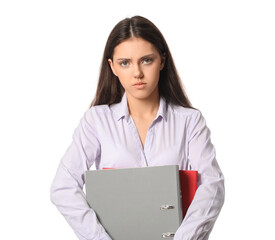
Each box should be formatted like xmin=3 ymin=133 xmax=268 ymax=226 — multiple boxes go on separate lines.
xmin=0 ymin=0 xmax=274 ymax=239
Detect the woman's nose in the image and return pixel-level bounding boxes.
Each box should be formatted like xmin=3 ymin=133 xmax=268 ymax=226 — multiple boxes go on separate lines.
xmin=133 ymin=64 xmax=144 ymax=79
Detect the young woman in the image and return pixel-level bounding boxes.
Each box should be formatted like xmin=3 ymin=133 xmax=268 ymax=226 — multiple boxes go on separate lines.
xmin=51 ymin=16 xmax=225 ymax=240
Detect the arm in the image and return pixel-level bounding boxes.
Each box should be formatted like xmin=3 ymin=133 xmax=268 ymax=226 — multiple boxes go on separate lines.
xmin=174 ymin=111 xmax=225 ymax=240
xmin=50 ymin=109 xmax=112 ymax=240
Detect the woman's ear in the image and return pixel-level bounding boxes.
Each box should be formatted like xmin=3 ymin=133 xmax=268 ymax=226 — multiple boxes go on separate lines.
xmin=108 ymin=59 xmax=117 ymax=76
xmin=160 ymin=53 xmax=166 ymax=70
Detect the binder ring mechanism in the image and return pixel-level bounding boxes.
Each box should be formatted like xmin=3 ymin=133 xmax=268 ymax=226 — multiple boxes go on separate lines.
xmin=162 ymin=232 xmax=175 ymax=238
xmin=160 ymin=205 xmax=175 ymax=210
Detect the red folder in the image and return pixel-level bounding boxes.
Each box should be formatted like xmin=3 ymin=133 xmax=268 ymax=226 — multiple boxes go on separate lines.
xmin=103 ymin=167 xmax=197 ymax=219
xmin=179 ymin=170 xmax=197 ymax=218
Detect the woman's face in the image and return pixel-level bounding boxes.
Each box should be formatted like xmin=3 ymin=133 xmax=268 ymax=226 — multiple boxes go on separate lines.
xmin=108 ymin=37 xmax=165 ymax=101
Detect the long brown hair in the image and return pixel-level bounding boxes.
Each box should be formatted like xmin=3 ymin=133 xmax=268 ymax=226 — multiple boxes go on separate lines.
xmin=90 ymin=16 xmax=193 ymax=108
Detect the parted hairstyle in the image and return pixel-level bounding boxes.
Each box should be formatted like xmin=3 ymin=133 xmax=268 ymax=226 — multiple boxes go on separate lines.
xmin=89 ymin=15 xmax=193 ymax=109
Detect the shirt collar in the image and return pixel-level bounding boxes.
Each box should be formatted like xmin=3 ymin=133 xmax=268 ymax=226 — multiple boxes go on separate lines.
xmin=111 ymin=92 xmax=168 ymax=122
xmin=112 ymin=92 xmax=131 ymax=122
xmin=157 ymin=95 xmax=168 ymax=122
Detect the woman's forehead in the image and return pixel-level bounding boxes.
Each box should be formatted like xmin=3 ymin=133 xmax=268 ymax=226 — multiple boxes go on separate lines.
xmin=113 ymin=37 xmax=159 ymax=59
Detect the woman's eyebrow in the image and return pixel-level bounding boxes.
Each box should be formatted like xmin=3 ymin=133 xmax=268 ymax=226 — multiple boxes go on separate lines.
xmin=140 ymin=53 xmax=155 ymax=60
xmin=117 ymin=57 xmax=131 ymax=61
xmin=141 ymin=53 xmax=155 ymax=58
xmin=116 ymin=53 xmax=155 ymax=61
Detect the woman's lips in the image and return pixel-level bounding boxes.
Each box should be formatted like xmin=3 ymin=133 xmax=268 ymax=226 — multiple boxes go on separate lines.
xmin=133 ymin=82 xmax=146 ymax=89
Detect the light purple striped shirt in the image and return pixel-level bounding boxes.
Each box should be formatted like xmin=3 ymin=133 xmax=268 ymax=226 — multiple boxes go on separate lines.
xmin=50 ymin=93 xmax=224 ymax=240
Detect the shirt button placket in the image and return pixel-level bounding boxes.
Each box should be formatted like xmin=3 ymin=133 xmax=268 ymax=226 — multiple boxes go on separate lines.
xmin=129 ymin=117 xmax=147 ymax=167
xmin=143 ymin=127 xmax=153 ymax=167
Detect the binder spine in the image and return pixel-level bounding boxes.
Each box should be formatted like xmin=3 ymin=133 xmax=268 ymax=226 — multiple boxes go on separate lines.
xmin=175 ymin=166 xmax=183 ymax=222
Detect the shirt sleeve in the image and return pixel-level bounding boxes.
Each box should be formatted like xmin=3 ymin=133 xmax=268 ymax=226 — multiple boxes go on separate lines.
xmin=50 ymin=109 xmax=112 ymax=240
xmin=174 ymin=111 xmax=225 ymax=240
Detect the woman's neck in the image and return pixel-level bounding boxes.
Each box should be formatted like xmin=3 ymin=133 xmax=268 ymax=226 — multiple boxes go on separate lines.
xmin=127 ymin=91 xmax=160 ymax=119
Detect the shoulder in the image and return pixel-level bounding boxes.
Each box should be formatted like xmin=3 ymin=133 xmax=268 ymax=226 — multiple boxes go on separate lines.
xmin=167 ymin=103 xmax=202 ymax=120
xmin=82 ymin=104 xmax=113 ymax=125
xmin=166 ymin=103 xmax=206 ymax=134
xmin=87 ymin=104 xmax=111 ymax=115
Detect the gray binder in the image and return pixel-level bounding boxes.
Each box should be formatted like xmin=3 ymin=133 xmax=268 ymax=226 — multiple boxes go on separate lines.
xmin=85 ymin=165 xmax=183 ymax=240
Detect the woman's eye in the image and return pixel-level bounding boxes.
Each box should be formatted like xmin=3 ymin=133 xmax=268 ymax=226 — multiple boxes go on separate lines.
xmin=120 ymin=61 xmax=129 ymax=67
xmin=143 ymin=58 xmax=153 ymax=64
